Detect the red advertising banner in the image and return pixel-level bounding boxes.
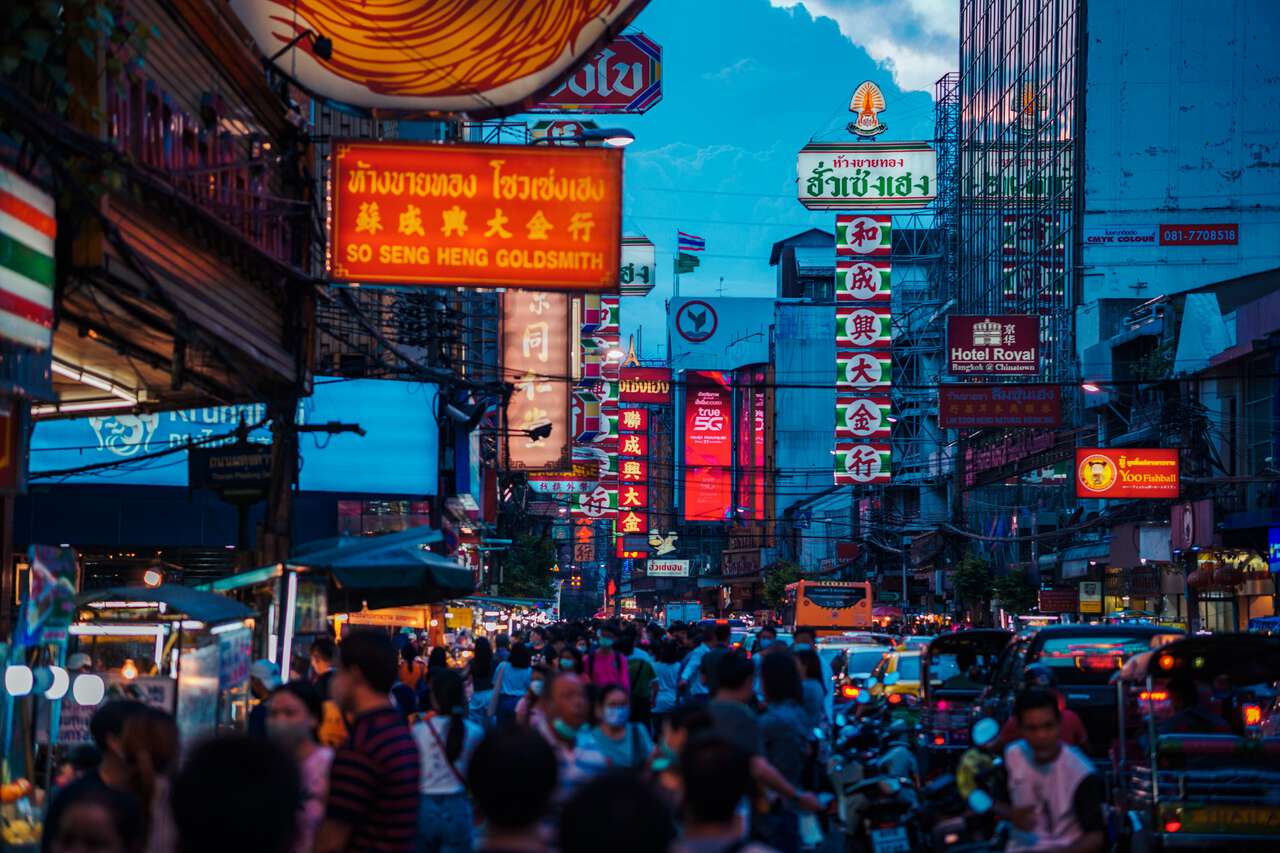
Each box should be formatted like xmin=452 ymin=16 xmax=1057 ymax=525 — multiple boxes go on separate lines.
xmin=330 ymin=142 xmax=622 ymax=291
xmin=618 ymin=508 xmax=648 ymax=535
xmin=502 ymin=291 xmax=571 ymax=471
xmin=618 ymin=367 xmax=673 ymax=403
xmin=947 ymin=315 xmax=1040 ymax=375
xmin=1075 ymin=448 xmax=1180 ymax=499
xmin=619 ymin=483 xmax=649 ymax=508
xmin=1038 ymin=588 xmax=1079 ymax=613
xmin=618 ymin=408 xmax=649 ymax=433
xmin=938 ymin=385 xmax=1062 ymax=429
xmin=528 ymin=33 xmax=663 ymax=114
xmin=684 ymin=371 xmax=732 ymax=521
xmin=619 ymin=432 xmax=649 ymax=457
xmin=620 ymin=458 xmax=648 ymax=482
xmin=1159 ymin=224 xmax=1238 ymax=246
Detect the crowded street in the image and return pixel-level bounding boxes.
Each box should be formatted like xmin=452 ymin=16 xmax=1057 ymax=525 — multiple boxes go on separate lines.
xmin=3 ymin=0 xmax=1280 ymax=852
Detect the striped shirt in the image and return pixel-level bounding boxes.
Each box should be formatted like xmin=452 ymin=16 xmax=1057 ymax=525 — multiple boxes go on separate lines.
xmin=327 ymin=706 xmax=421 ymax=852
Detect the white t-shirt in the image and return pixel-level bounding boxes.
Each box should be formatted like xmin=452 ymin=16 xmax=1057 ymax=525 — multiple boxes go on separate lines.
xmin=413 ymin=715 xmax=484 ymax=795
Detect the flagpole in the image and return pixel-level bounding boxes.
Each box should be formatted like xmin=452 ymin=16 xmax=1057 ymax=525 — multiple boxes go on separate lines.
xmin=673 ymin=229 xmax=680 ymax=300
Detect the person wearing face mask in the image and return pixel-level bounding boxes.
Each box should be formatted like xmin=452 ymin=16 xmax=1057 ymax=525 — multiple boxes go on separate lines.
xmin=580 ymin=684 xmax=654 ymax=770
xmin=267 ymin=682 xmax=334 ymax=853
xmin=535 ymin=673 xmax=608 ymax=806
xmin=555 ymin=646 xmax=584 ymax=675
xmin=650 ymin=640 xmax=684 ymax=737
xmin=789 ymin=629 xmax=832 ymax=722
xmin=515 ymin=664 xmax=552 ymax=728
xmin=489 ymin=643 xmax=533 ymax=728
xmin=583 ymin=624 xmax=630 ymax=691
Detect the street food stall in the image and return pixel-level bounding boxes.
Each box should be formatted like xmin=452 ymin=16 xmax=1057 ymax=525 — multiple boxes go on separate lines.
xmin=199 ymin=526 xmax=474 ymax=673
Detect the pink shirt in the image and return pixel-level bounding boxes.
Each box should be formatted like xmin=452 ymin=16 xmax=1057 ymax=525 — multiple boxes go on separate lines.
xmin=296 ymin=746 xmax=334 ymax=853
xmin=585 ymin=650 xmax=630 ymax=690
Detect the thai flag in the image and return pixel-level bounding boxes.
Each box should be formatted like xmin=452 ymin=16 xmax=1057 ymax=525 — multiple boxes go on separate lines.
xmin=677 ymin=231 xmax=705 ymax=252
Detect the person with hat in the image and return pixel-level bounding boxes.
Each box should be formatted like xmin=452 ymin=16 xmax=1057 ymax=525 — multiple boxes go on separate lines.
xmin=248 ymin=659 xmax=282 ymax=739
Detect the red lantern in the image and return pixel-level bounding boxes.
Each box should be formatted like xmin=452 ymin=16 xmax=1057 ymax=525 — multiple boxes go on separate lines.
xmin=1187 ymin=569 xmax=1208 ymax=590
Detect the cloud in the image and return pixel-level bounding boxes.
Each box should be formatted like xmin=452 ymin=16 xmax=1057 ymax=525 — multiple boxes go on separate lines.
xmin=701 ymin=57 xmax=763 ymax=81
xmin=769 ymin=0 xmax=957 ymax=93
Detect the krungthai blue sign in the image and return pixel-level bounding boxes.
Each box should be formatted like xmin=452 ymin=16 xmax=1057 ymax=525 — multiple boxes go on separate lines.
xmin=30 ymin=379 xmax=438 ymax=494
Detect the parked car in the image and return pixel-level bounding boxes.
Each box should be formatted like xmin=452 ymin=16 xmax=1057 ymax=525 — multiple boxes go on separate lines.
xmin=980 ymin=623 xmax=1183 ymax=757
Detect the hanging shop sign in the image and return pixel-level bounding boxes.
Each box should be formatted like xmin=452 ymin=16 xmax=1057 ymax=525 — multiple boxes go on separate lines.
xmin=959 ymin=143 xmax=1074 ymax=203
xmin=836 ymin=395 xmax=891 ymax=440
xmin=229 ymin=0 xmax=649 ymax=115
xmin=330 ymin=142 xmax=621 ymax=291
xmin=836 ymin=260 xmax=891 ymax=302
xmin=683 ymin=370 xmax=732 ymax=521
xmin=0 ymin=164 xmax=55 ymax=350
xmin=16 ymin=545 xmax=77 ymax=648
xmin=1078 ymin=581 xmax=1103 ymax=615
xmin=530 ymin=119 xmax=601 ymax=145
xmin=836 ymin=214 xmax=892 ymax=257
xmin=618 ymin=408 xmax=649 ymax=432
xmin=619 ymin=236 xmax=657 ymax=296
xmin=527 ymin=461 xmax=601 ymax=494
xmin=834 ymin=443 xmax=891 ymax=485
xmin=1038 ymin=588 xmax=1079 ymax=613
xmin=797 ymin=141 xmax=936 ymax=210
xmin=188 ymin=441 xmax=273 ymax=502
xmin=938 ymin=385 xmax=1062 ymax=429
xmin=946 ymin=315 xmax=1040 ymax=375
xmin=647 ymin=559 xmax=690 ymax=578
xmin=1075 ymin=448 xmax=1180 ymax=499
xmin=503 ymin=291 xmax=572 ymax=471
xmin=618 ymin=367 xmax=671 ymax=403
xmin=528 ymin=32 xmax=662 ymax=113
xmin=619 ymin=457 xmax=648 ymax=483
xmin=1158 ymin=224 xmax=1238 ymax=246
xmin=837 ymin=304 xmax=892 ymax=348
xmin=837 ymin=350 xmax=891 ymax=389
xmin=1083 ymin=225 xmax=1158 ymax=247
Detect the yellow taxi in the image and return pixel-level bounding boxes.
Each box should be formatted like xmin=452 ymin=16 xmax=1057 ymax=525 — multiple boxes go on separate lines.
xmin=870 ymin=651 xmax=924 ymax=717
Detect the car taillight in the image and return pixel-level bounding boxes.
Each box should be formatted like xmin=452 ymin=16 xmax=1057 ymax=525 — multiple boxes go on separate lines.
xmin=933 ymin=734 xmax=946 ymax=746
xmin=936 ymin=700 xmax=949 ymax=711
xmin=1164 ymin=820 xmax=1181 ymax=833
xmin=1139 ymin=690 xmax=1168 ymax=702
xmin=888 ymin=694 xmax=902 ymax=705
xmin=1243 ymin=703 xmax=1262 ymax=727
xmin=841 ymin=685 xmax=860 ymax=699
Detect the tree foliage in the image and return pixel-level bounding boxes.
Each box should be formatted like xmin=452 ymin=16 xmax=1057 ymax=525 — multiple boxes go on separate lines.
xmin=763 ymin=560 xmax=802 ymax=609
xmin=950 ymin=551 xmax=992 ymax=619
xmin=495 ymin=532 xmax=555 ymax=600
xmin=992 ymin=568 xmax=1038 ymax=615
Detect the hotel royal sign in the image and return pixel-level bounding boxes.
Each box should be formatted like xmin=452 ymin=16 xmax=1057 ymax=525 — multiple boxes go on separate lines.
xmin=330 ymin=142 xmax=622 ymax=292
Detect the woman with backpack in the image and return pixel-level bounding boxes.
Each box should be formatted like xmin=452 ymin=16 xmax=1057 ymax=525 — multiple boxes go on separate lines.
xmin=412 ymin=670 xmax=483 ymax=853
xmin=580 ymin=684 xmax=652 ymax=770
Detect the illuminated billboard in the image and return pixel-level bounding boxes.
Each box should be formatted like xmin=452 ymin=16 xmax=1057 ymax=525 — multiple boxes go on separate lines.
xmin=683 ymin=370 xmax=731 ymax=521
xmin=503 ymin=291 xmax=572 ymax=471
xmin=29 ymin=379 xmax=439 ymax=493
xmin=330 ymin=142 xmax=621 ymax=291
xmin=1075 ymin=448 xmax=1179 ymax=499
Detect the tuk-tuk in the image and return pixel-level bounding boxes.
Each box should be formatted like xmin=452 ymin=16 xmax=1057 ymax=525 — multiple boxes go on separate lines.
xmin=919 ymin=629 xmax=1011 ymax=768
xmin=1113 ymin=634 xmax=1280 ymax=851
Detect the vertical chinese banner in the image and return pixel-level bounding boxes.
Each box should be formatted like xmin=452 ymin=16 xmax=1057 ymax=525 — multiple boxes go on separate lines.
xmin=835 ymin=214 xmax=892 ymax=485
xmin=683 ymin=370 xmax=733 ymax=520
xmin=617 ymin=407 xmax=649 ymax=557
xmin=502 ymin=291 xmax=571 ymax=471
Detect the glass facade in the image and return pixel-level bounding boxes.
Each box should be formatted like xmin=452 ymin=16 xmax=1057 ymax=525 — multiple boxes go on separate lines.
xmin=958 ymin=0 xmax=1082 ymax=380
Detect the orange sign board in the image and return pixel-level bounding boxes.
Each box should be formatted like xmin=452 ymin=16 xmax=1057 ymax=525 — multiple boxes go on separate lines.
xmin=1075 ymin=448 xmax=1179 ymax=499
xmin=503 ymin=291 xmax=572 ymax=471
xmin=330 ymin=142 xmax=622 ymax=291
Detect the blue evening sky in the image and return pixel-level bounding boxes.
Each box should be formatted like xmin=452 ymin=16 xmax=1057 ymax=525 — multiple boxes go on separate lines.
xmin=600 ymin=0 xmax=958 ymax=358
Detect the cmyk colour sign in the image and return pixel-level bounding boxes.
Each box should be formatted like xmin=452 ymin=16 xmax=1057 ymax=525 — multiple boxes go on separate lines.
xmin=1075 ymin=448 xmax=1180 ymax=499
xmin=947 ymin=315 xmax=1039 ymax=375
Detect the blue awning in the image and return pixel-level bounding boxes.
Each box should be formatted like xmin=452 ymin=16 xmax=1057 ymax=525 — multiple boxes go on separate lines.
xmin=78 ymin=584 xmax=253 ymax=624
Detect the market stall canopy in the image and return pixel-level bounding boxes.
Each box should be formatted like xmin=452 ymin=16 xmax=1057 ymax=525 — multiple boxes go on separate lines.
xmin=228 ymin=0 xmax=650 ymax=115
xmin=292 ymin=527 xmax=474 ymax=610
xmin=78 ymin=585 xmax=253 ymax=625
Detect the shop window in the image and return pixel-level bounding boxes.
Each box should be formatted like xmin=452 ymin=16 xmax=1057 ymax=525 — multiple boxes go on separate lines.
xmin=1197 ymin=594 xmax=1237 ymax=633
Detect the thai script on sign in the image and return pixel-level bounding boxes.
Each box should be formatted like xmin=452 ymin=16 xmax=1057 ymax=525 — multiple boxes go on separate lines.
xmin=797 ymin=142 xmax=936 ymax=210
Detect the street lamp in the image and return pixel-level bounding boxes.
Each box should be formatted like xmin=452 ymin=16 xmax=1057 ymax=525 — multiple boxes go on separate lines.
xmin=531 ymin=127 xmax=635 ymax=148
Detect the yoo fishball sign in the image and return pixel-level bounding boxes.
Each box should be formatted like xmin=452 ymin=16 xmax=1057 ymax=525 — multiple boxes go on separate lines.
xmin=330 ymin=142 xmax=621 ymax=292
xmin=947 ymin=315 xmax=1040 ymax=375
xmin=1075 ymin=448 xmax=1180 ymax=499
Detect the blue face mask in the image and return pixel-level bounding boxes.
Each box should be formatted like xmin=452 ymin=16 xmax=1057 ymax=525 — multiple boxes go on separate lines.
xmin=793 ymin=643 xmax=812 ymax=652
xmin=603 ymin=706 xmax=629 ymax=727
xmin=598 ymin=636 xmax=614 ymax=649
xmin=757 ymin=638 xmax=773 ymax=650
xmin=559 ymin=658 xmax=577 ymax=671
xmin=552 ymin=718 xmax=579 ymax=742
xmin=530 ymin=679 xmax=546 ymax=696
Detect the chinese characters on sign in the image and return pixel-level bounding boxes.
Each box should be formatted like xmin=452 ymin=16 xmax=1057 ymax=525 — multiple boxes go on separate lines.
xmin=946 ymin=315 xmax=1040 ymax=375
xmin=798 ymin=142 xmax=937 ymax=210
xmin=835 ymin=214 xmax=892 ymax=485
xmin=1075 ymin=448 xmax=1180 ymax=499
xmin=503 ymin=291 xmax=571 ymax=471
xmin=937 ymin=385 xmax=1062 ymax=429
xmin=616 ymin=397 xmax=649 ymax=556
xmin=330 ymin=142 xmax=621 ymax=291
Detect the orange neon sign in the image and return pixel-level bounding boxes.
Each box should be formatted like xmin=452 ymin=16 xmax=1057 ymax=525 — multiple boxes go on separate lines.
xmin=330 ymin=142 xmax=622 ymax=291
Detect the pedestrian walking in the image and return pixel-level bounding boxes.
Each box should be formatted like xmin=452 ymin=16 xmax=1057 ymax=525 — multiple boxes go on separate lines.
xmin=583 ymin=624 xmax=630 ymax=691
xmin=672 ymin=737 xmax=778 ymax=853
xmin=515 ymin=663 xmax=551 ymax=729
xmin=536 ymin=673 xmax=608 ymax=804
xmin=466 ymin=727 xmax=557 ymax=853
xmin=399 ymin=643 xmax=428 ymax=693
xmin=466 ymin=637 xmax=496 ymax=728
xmin=266 ymin=682 xmax=334 ymax=853
xmin=582 ymin=684 xmax=653 ymax=770
xmin=558 ymin=771 xmax=675 ymax=853
xmin=756 ymin=652 xmax=814 ymax=853
xmin=316 ymin=629 xmax=421 ymax=853
xmin=650 ymin=640 xmax=683 ymax=736
xmin=490 ymin=643 xmax=533 ymax=727
xmin=618 ymin=631 xmax=657 ymax=730
xmin=44 ymin=782 xmax=145 ymax=853
xmin=413 ymin=670 xmax=484 ymax=853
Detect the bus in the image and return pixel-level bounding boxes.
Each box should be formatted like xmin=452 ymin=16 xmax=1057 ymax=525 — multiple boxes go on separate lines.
xmin=782 ymin=580 xmax=874 ymax=634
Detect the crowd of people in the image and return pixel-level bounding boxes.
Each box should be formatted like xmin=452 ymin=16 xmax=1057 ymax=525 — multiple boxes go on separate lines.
xmin=40 ymin=619 xmax=838 ymax=853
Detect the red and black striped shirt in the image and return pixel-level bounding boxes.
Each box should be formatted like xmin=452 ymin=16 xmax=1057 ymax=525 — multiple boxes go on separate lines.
xmin=326 ymin=706 xmax=421 ymax=852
